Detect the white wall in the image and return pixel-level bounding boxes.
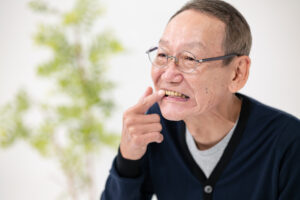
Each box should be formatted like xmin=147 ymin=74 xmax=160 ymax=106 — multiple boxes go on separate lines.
xmin=0 ymin=0 xmax=299 ymax=200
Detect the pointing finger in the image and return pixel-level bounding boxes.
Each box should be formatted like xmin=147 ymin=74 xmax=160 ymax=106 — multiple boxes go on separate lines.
xmin=137 ymin=88 xmax=165 ymax=114
xmin=139 ymin=87 xmax=153 ymax=101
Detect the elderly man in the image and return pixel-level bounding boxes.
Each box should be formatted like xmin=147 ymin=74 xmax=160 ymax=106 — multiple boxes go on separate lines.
xmin=101 ymin=0 xmax=300 ymax=199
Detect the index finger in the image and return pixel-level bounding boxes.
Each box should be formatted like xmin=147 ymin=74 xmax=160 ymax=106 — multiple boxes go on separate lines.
xmin=136 ymin=88 xmax=165 ymax=114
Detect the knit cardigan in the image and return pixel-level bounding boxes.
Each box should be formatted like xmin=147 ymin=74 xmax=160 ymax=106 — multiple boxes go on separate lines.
xmin=101 ymin=94 xmax=300 ymax=200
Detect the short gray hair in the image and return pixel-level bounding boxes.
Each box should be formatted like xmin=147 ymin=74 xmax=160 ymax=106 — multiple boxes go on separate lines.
xmin=170 ymin=0 xmax=252 ymax=64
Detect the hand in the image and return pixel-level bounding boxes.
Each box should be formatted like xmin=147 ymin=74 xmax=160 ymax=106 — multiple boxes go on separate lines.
xmin=120 ymin=87 xmax=165 ymax=160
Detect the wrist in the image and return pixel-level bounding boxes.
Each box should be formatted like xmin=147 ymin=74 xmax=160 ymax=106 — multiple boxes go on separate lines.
xmin=116 ymin=147 xmax=143 ymax=178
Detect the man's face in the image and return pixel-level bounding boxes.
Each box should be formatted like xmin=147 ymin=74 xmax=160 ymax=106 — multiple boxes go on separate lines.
xmin=152 ymin=10 xmax=235 ymax=121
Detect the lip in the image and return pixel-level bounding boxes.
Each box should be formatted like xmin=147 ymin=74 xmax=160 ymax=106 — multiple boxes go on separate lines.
xmin=162 ymin=95 xmax=189 ymax=102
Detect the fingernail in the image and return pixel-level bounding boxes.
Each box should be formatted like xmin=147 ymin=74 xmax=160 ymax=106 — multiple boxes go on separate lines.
xmin=158 ymin=90 xmax=165 ymax=96
xmin=157 ymin=138 xmax=164 ymax=143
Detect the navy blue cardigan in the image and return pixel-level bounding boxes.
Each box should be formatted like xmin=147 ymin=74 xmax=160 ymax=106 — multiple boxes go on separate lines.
xmin=101 ymin=94 xmax=300 ymax=200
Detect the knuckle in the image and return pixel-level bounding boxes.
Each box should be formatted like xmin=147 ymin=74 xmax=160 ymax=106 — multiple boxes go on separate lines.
xmin=153 ymin=114 xmax=160 ymax=121
xmin=155 ymin=123 xmax=162 ymax=131
xmin=140 ymin=98 xmax=147 ymax=106
xmin=132 ymin=134 xmax=142 ymax=145
xmin=123 ymin=106 xmax=136 ymax=118
xmin=123 ymin=111 xmax=129 ymax=120
xmin=123 ymin=120 xmax=129 ymax=127
xmin=128 ymin=126 xmax=137 ymax=134
xmin=136 ymin=137 xmax=145 ymax=146
xmin=153 ymin=132 xmax=163 ymax=142
xmin=123 ymin=117 xmax=131 ymax=126
xmin=149 ymin=134 xmax=159 ymax=144
xmin=157 ymin=133 xmax=163 ymax=140
xmin=127 ymin=105 xmax=136 ymax=112
xmin=123 ymin=114 xmax=138 ymax=127
xmin=126 ymin=117 xmax=135 ymax=125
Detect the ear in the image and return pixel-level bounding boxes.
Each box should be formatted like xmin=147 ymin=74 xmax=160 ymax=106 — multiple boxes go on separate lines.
xmin=228 ymin=55 xmax=251 ymax=93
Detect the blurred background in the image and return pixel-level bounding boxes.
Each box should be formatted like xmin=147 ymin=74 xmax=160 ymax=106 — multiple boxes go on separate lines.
xmin=0 ymin=0 xmax=299 ymax=199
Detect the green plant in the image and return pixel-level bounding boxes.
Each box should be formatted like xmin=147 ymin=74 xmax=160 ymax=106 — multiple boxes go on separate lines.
xmin=0 ymin=0 xmax=123 ymax=199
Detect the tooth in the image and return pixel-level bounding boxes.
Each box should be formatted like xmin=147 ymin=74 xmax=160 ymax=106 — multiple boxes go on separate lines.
xmin=164 ymin=90 xmax=188 ymax=98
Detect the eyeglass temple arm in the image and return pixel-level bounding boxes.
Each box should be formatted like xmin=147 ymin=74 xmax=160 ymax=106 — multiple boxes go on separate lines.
xmin=199 ymin=53 xmax=239 ymax=62
xmin=146 ymin=47 xmax=158 ymax=54
xmin=146 ymin=47 xmax=240 ymax=63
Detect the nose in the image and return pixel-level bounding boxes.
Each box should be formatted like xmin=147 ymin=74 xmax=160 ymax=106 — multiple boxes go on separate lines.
xmin=168 ymin=55 xmax=178 ymax=65
xmin=161 ymin=56 xmax=183 ymax=83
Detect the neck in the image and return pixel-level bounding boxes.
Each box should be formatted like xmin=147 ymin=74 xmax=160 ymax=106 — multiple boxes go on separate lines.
xmin=184 ymin=94 xmax=241 ymax=150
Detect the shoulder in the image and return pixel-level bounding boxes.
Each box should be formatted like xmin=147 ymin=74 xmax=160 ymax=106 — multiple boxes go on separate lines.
xmin=240 ymin=93 xmax=300 ymax=143
xmin=240 ymin=93 xmax=298 ymax=121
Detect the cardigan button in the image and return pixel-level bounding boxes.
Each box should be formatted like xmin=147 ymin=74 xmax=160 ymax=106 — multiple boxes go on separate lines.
xmin=204 ymin=185 xmax=213 ymax=194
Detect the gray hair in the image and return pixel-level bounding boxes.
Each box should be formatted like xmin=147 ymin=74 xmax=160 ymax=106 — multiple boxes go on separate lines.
xmin=170 ymin=0 xmax=252 ymax=64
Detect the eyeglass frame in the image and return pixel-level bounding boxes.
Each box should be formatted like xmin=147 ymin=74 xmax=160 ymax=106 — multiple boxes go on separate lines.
xmin=146 ymin=46 xmax=241 ymax=73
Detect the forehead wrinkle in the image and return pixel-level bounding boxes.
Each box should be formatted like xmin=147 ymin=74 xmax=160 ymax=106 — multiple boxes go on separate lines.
xmin=159 ymin=39 xmax=206 ymax=51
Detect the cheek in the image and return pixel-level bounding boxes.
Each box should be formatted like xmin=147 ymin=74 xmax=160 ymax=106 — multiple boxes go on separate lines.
xmin=193 ymin=85 xmax=215 ymax=106
xmin=194 ymin=74 xmax=230 ymax=108
xmin=151 ymin=67 xmax=162 ymax=89
xmin=192 ymin=76 xmax=223 ymax=108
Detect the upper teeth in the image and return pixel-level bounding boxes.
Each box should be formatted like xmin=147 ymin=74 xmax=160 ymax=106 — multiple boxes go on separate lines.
xmin=165 ymin=90 xmax=187 ymax=98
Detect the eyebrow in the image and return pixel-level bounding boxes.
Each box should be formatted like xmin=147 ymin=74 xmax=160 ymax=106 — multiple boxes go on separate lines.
xmin=158 ymin=39 xmax=206 ymax=49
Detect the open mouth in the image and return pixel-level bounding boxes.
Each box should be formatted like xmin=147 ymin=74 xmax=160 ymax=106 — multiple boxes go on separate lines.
xmin=164 ymin=90 xmax=190 ymax=99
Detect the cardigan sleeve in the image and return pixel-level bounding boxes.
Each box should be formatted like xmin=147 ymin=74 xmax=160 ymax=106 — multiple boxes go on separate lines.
xmin=101 ymin=104 xmax=158 ymax=200
xmin=278 ymin=118 xmax=300 ymax=200
xmin=115 ymin=148 xmax=143 ymax=178
xmin=100 ymin=150 xmax=154 ymax=200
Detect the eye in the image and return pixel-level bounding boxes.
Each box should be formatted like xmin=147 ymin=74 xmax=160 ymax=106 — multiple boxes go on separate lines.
xmin=157 ymin=53 xmax=167 ymax=58
xmin=184 ymin=56 xmax=196 ymax=61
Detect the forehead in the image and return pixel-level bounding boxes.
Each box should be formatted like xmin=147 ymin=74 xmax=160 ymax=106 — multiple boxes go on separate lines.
xmin=161 ymin=10 xmax=226 ymax=54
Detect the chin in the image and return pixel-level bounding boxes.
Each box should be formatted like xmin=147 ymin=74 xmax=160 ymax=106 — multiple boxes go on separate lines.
xmin=161 ymin=111 xmax=184 ymax=121
xmin=158 ymin=103 xmax=186 ymax=121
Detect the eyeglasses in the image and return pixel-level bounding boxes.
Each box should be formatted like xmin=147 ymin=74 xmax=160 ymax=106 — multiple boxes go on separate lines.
xmin=146 ymin=46 xmax=239 ymax=73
